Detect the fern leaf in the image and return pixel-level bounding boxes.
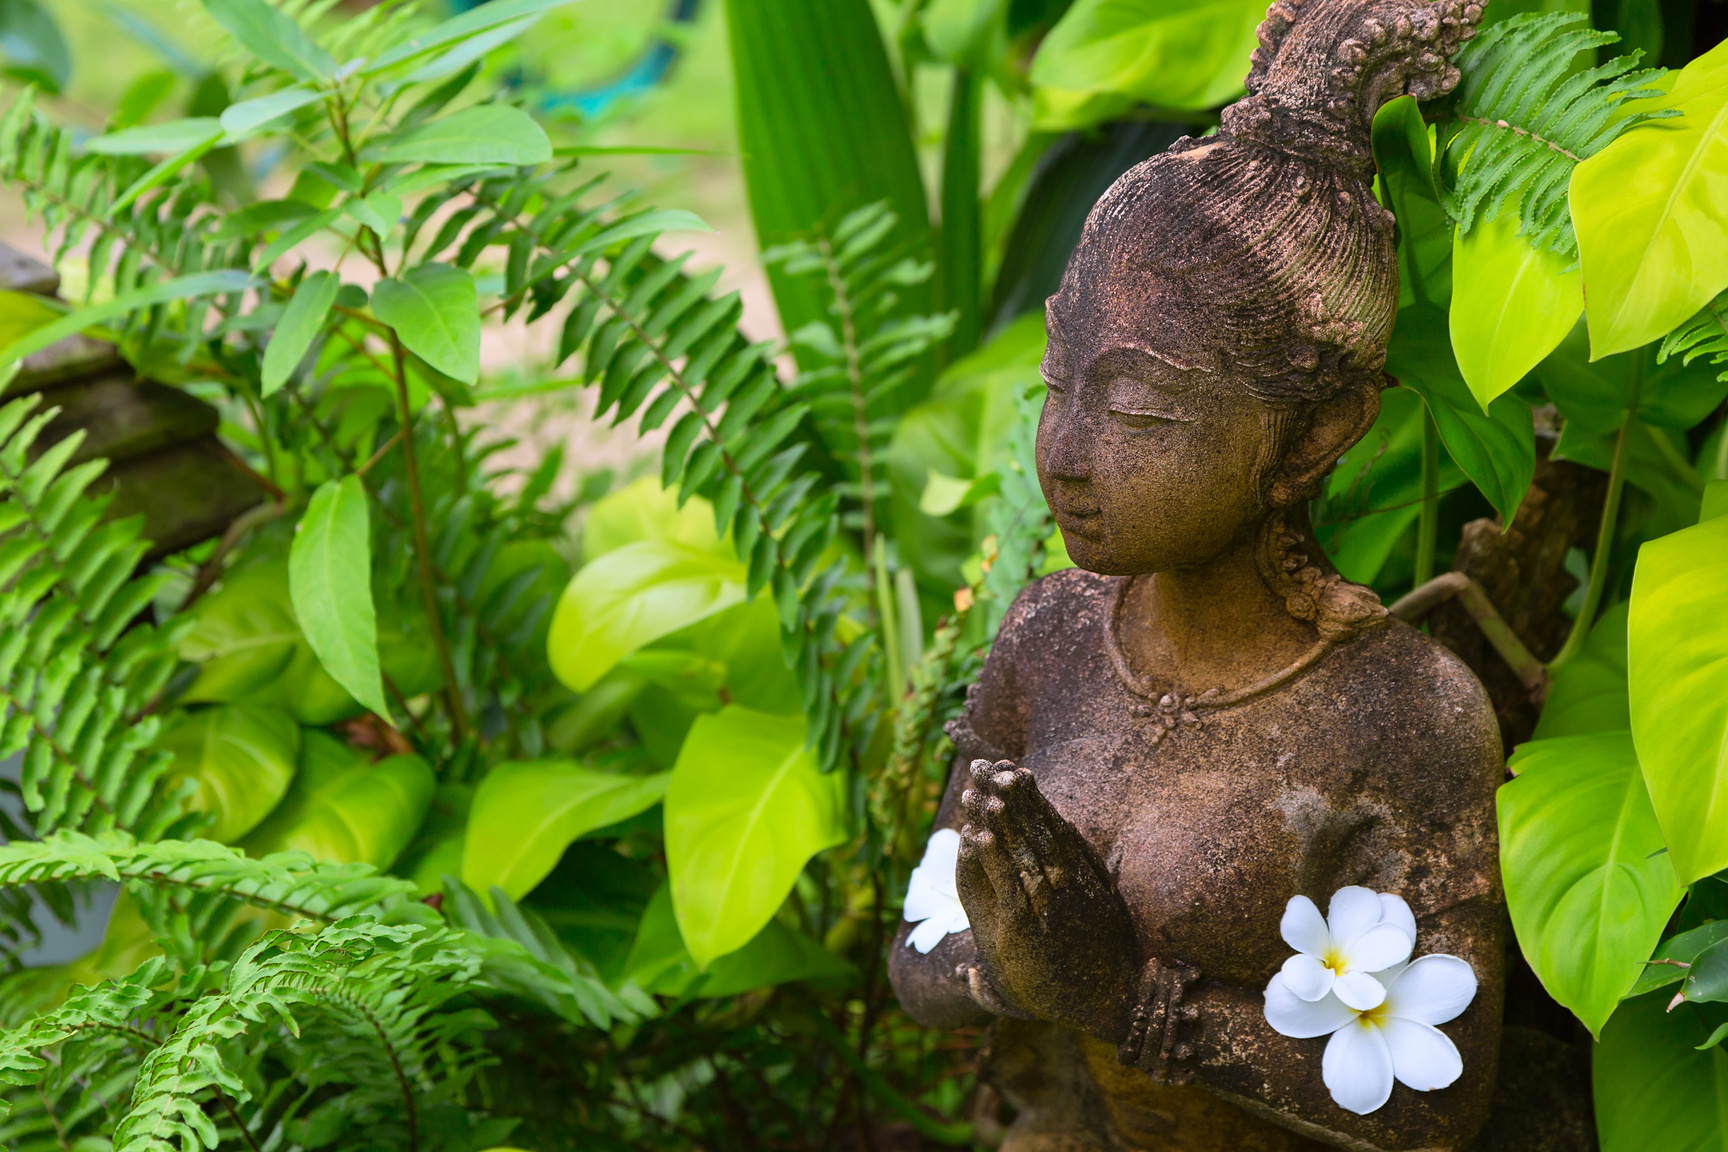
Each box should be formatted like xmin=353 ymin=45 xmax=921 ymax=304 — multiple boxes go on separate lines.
xmin=1439 ymin=12 xmax=1674 ymax=256
xmin=1658 ymin=289 xmax=1728 ymax=374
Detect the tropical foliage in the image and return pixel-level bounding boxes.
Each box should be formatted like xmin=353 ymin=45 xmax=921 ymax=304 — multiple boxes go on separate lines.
xmin=0 ymin=0 xmax=1719 ymax=1147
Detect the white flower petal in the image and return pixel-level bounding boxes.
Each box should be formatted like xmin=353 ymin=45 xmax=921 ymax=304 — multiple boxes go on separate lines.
xmin=1344 ymin=922 xmax=1415 ymax=974
xmin=903 ymin=878 xmax=950 ymax=923
xmin=937 ymin=899 xmax=970 ymax=936
xmin=1382 ymin=1018 xmax=1463 ymax=1091
xmin=1264 ymin=974 xmax=1357 ymax=1038
xmin=1333 ymin=970 xmax=1388 ymax=1012
xmin=1326 ymin=885 xmax=1386 ymax=947
xmin=1281 ymin=953 xmax=1336 ymax=1002
xmin=1323 ymin=1020 xmax=1394 ymax=1115
xmin=1385 ymin=954 xmax=1478 ymax=1026
xmin=1281 ymin=894 xmax=1332 ymax=956
xmin=906 ymin=917 xmax=948 ymax=954
xmin=1370 ymin=960 xmax=1410 ymax=986
xmin=921 ymin=829 xmax=962 ymax=896
xmin=1378 ymin=892 xmax=1417 ymax=942
xmin=904 ymin=829 xmax=963 ymax=921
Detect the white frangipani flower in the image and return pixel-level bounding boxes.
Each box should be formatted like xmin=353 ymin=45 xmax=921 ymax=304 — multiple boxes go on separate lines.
xmin=1277 ymin=886 xmax=1417 ymax=1011
xmin=903 ymin=828 xmax=969 ymax=953
xmin=1264 ymin=953 xmax=1478 ymax=1115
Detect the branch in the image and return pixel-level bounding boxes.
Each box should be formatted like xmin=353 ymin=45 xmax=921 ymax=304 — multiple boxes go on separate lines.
xmin=1388 ymin=573 xmax=1548 ymax=701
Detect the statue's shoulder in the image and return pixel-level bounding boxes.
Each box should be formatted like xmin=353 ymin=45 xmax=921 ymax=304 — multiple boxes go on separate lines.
xmin=994 ymin=567 xmax=1115 ymax=649
xmin=1320 ymin=617 xmax=1503 ymax=778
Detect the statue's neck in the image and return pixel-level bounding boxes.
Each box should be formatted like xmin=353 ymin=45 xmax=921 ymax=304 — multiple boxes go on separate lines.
xmin=1118 ymin=520 xmax=1321 ymax=696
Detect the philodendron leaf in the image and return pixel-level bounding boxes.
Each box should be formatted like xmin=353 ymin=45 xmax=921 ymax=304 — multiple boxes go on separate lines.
xmin=359 ymin=104 xmax=551 ymax=166
xmin=156 ymin=705 xmax=300 ymax=843
xmin=1573 ymin=37 xmax=1728 ymax=358
xmin=371 ymin=262 xmax=480 ymax=385
xmin=1595 ymin=992 xmax=1728 ymax=1150
xmin=201 ymin=0 xmax=336 ymax=83
xmin=461 ymin=761 xmax=670 ymax=900
xmin=1450 ymin=210 xmax=1582 ymax=409
xmin=1500 ymin=732 xmax=1684 ymax=1036
xmin=547 ymin=540 xmax=747 ymax=692
xmin=1030 ymin=0 xmax=1263 ymax=112
xmin=289 ymin=476 xmax=389 ymax=719
xmin=262 ymin=269 xmax=338 ymax=396
xmin=664 ymin=707 xmax=847 ymax=968
xmin=1533 ymin=601 xmax=1631 ymax=740
xmin=1372 ymin=96 xmax=1452 ymax=310
xmin=1629 ymin=511 xmax=1728 ymax=884
xmin=1386 ymin=302 xmax=1535 ymax=521
xmin=239 ymin=730 xmax=434 ymax=869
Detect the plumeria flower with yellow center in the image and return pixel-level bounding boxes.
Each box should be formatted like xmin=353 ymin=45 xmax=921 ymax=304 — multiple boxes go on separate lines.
xmin=903 ymin=828 xmax=969 ymax=953
xmin=1277 ymin=886 xmax=1417 ymax=1011
xmin=1264 ymin=952 xmax=1479 ymax=1114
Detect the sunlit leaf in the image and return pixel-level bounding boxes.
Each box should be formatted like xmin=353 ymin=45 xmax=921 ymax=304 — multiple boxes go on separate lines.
xmin=664 ymin=707 xmax=846 ymax=968
xmin=359 ymin=104 xmax=551 ymax=167
xmin=1533 ymin=601 xmax=1630 ymax=739
xmin=289 ymin=476 xmax=388 ymax=719
xmin=261 ymin=269 xmax=338 ymax=396
xmin=239 ymin=730 xmax=433 ymax=869
xmin=201 ymin=0 xmax=336 ymax=82
xmin=1030 ymin=0 xmax=1262 ymax=112
xmin=84 ymin=116 xmax=222 ymax=155
xmin=156 ymin=705 xmax=299 ymax=843
xmin=1450 ymin=210 xmax=1581 ymax=408
xmin=1629 ymin=512 xmax=1728 ymax=884
xmin=1499 ymin=732 xmax=1684 ymax=1036
xmin=371 ymin=262 xmax=480 ymax=385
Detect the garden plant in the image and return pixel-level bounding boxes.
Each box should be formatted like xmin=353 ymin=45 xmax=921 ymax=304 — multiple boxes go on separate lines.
xmin=0 ymin=0 xmax=1718 ymax=1148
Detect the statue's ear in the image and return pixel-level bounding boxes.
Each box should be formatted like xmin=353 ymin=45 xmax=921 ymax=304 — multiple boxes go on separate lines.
xmin=1267 ymin=378 xmax=1380 ymax=506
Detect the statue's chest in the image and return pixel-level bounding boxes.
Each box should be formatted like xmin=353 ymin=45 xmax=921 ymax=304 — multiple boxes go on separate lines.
xmin=1019 ymin=698 xmax=1360 ymax=986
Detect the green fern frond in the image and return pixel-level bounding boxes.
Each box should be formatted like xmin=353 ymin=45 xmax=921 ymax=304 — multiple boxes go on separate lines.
xmin=1658 ymin=289 xmax=1728 ymax=374
xmin=1438 ymin=12 xmax=1673 ymax=256
xmin=0 ymin=395 xmax=187 ymax=841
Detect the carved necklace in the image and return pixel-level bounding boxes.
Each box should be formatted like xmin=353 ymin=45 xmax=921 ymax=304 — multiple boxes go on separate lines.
xmin=1103 ymin=575 xmax=1336 ymax=744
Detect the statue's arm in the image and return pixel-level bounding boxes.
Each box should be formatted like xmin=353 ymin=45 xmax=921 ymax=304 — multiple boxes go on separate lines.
xmin=1178 ymin=899 xmax=1503 ymax=1152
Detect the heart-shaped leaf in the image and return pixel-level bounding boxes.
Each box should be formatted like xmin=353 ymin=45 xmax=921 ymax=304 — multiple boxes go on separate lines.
xmin=156 ymin=705 xmax=300 ymax=843
xmin=371 ymin=262 xmax=480 ymax=385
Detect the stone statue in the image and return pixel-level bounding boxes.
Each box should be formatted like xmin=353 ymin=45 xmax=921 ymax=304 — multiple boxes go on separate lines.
xmin=887 ymin=1 xmax=1509 ymax=1149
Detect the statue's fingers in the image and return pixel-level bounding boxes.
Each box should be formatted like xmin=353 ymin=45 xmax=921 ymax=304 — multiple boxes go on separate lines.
xmin=962 ymin=822 xmax=1033 ymax=923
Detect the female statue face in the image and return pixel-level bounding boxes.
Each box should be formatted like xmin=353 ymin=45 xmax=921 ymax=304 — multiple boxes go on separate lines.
xmin=1035 ymin=274 xmax=1277 ymax=578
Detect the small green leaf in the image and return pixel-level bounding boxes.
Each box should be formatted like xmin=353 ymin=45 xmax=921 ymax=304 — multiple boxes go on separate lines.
xmin=1450 ymin=210 xmax=1582 ymax=409
xmin=363 ymin=0 xmax=577 ymax=75
xmin=1628 ymin=920 xmax=1728 ymax=997
xmin=1682 ymin=938 xmax=1728 ymax=1004
xmin=568 ymin=209 xmax=711 ymax=257
xmin=623 ymin=883 xmax=853 ymax=997
xmin=359 ymin=104 xmax=551 ymax=166
xmin=1386 ymin=303 xmax=1535 ymax=521
xmin=1499 ymin=732 xmax=1684 ymax=1036
xmin=664 ymin=707 xmax=847 ymax=968
xmin=1372 ymin=96 xmax=1453 ymax=310
xmin=1534 ymin=601 xmax=1630 ymax=739
xmin=289 ymin=476 xmax=389 ymax=719
xmin=371 ymin=262 xmax=480 ymax=385
xmin=201 ymin=0 xmax=336 ymax=82
xmin=84 ymin=116 xmax=223 ymax=155
xmin=461 ymin=761 xmax=670 ymax=900
xmin=547 ymin=540 xmax=747 ymax=693
xmin=239 ymin=730 xmax=434 ymax=868
xmin=218 ymin=84 xmax=324 ymax=139
xmin=1595 ymin=992 xmax=1728 ymax=1148
xmin=156 ymin=704 xmax=300 ymax=843
xmin=1030 ymin=0 xmax=1262 ymax=112
xmin=1629 ymin=512 xmax=1728 ymax=884
xmin=343 ymin=191 xmax=401 ymax=239
xmin=1573 ymin=37 xmax=1728 ymax=358
xmin=261 ymin=269 xmax=338 ymax=396
xmin=0 ymin=269 xmax=255 ymax=369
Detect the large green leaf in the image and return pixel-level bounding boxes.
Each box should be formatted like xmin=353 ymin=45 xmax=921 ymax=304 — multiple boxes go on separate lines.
xmin=1315 ymin=386 xmax=1464 ymax=587
xmin=726 ymin=0 xmax=931 ymax=337
xmin=371 ymin=262 xmax=480 ymax=385
xmin=462 ymin=761 xmax=670 ymax=900
xmin=1573 ymin=38 xmax=1728 ymax=358
xmin=1595 ymin=991 xmax=1728 ymax=1152
xmin=1629 ymin=512 xmax=1728 ymax=884
xmin=547 ymin=540 xmax=747 ymax=693
xmin=238 ymin=730 xmax=433 ymax=869
xmin=623 ymin=882 xmax=853 ymax=997
xmin=289 ymin=476 xmax=388 ymax=719
xmin=1386 ymin=303 xmax=1534 ymax=521
xmin=664 ymin=707 xmax=847 ymax=968
xmin=1533 ymin=601 xmax=1631 ymax=739
xmin=1030 ymin=0 xmax=1262 ymax=112
xmin=262 ymin=269 xmax=338 ymax=396
xmin=1535 ymin=321 xmax=1728 ymax=435
xmin=1450 ymin=210 xmax=1582 ymax=408
xmin=156 ymin=705 xmax=299 ymax=843
xmin=201 ymin=0 xmax=336 ymax=83
xmin=582 ymin=476 xmax=729 ymax=562
xmin=1499 ymin=732 xmax=1684 ymax=1036
xmin=359 ymin=104 xmax=551 ymax=167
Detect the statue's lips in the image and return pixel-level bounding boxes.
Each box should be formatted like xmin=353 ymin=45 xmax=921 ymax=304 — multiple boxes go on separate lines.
xmin=1052 ymin=504 xmax=1103 ymax=537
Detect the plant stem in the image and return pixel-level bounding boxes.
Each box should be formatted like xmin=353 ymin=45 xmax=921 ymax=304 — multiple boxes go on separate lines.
xmin=387 ymin=332 xmax=470 ymax=741
xmin=1549 ymin=404 xmax=1639 ymax=673
xmin=1413 ymin=399 xmax=1440 ymax=588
